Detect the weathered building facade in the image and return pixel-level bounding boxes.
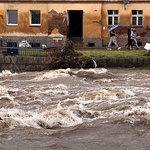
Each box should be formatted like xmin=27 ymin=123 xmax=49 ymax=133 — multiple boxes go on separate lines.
xmin=0 ymin=0 xmax=150 ymax=48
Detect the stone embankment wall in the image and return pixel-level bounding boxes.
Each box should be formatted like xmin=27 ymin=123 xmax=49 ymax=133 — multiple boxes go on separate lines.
xmin=0 ymin=56 xmax=150 ymax=72
xmin=94 ymin=57 xmax=150 ymax=68
xmin=0 ymin=56 xmax=53 ymax=72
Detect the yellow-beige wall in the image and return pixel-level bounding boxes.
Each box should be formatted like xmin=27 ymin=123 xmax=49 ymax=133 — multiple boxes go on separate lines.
xmin=100 ymin=2 xmax=150 ymax=46
xmin=0 ymin=2 xmax=150 ymax=47
xmin=47 ymin=3 xmax=102 ymax=38
xmin=0 ymin=3 xmax=102 ymax=37
xmin=0 ymin=3 xmax=49 ymax=34
xmin=102 ymin=3 xmax=150 ymax=37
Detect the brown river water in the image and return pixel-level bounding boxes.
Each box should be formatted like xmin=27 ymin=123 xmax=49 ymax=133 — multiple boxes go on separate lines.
xmin=0 ymin=68 xmax=150 ymax=150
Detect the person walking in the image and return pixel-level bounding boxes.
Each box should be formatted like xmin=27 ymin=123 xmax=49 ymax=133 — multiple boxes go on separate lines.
xmin=131 ymin=28 xmax=139 ymax=49
xmin=125 ymin=27 xmax=133 ymax=49
xmin=107 ymin=29 xmax=121 ymax=50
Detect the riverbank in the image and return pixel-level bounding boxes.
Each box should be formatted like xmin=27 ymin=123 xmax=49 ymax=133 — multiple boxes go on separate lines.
xmin=0 ymin=54 xmax=150 ymax=72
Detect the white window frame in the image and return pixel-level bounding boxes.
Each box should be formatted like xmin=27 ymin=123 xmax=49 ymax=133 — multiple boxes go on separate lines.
xmin=7 ymin=10 xmax=18 ymax=25
xmin=30 ymin=10 xmax=41 ymax=26
xmin=132 ymin=10 xmax=143 ymax=26
xmin=107 ymin=10 xmax=119 ymax=26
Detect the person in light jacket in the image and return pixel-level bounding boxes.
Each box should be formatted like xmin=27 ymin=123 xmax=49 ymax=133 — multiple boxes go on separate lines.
xmin=130 ymin=28 xmax=139 ymax=49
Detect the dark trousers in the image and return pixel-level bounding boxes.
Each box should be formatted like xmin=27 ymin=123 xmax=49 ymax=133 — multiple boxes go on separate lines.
xmin=125 ymin=38 xmax=133 ymax=48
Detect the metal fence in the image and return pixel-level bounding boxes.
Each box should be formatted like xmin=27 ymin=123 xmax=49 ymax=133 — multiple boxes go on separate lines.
xmin=0 ymin=36 xmax=66 ymax=56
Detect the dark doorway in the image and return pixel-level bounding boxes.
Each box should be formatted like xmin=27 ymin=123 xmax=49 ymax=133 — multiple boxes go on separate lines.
xmin=68 ymin=10 xmax=83 ymax=38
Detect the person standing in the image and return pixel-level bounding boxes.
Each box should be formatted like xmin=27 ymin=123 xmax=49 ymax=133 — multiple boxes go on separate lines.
xmin=107 ymin=29 xmax=121 ymax=50
xmin=131 ymin=28 xmax=139 ymax=49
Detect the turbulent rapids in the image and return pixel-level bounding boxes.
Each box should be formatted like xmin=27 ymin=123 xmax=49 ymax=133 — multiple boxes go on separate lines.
xmin=1 ymin=68 xmax=150 ymax=150
xmin=0 ymin=68 xmax=150 ymax=130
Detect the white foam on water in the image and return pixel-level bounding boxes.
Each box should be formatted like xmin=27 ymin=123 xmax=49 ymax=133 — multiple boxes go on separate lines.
xmin=0 ymin=103 xmax=83 ymax=129
xmin=33 ymin=68 xmax=71 ymax=81
xmin=107 ymin=102 xmax=150 ymax=124
xmin=98 ymin=90 xmax=150 ymax=124
xmin=31 ymin=84 xmax=69 ymax=101
xmin=124 ymin=102 xmax=150 ymax=117
xmin=1 ymin=68 xmax=150 ymax=129
xmin=75 ymin=88 xmax=135 ymax=104
xmin=61 ymin=87 xmax=137 ymax=123
xmin=0 ymin=85 xmax=19 ymax=107
xmin=74 ymin=68 xmax=108 ymax=75
xmin=33 ymin=68 xmax=109 ymax=81
xmin=0 ymin=70 xmax=17 ymax=77
xmin=0 ymin=84 xmax=147 ymax=129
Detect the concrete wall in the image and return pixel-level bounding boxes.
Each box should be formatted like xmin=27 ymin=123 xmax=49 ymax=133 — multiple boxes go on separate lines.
xmin=0 ymin=56 xmax=150 ymax=72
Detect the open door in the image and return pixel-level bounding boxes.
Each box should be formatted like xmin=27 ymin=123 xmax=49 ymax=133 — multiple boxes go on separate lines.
xmin=67 ymin=10 xmax=83 ymax=47
xmin=67 ymin=10 xmax=83 ymax=38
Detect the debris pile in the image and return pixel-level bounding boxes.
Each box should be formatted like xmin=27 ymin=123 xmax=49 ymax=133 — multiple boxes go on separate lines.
xmin=47 ymin=39 xmax=96 ymax=69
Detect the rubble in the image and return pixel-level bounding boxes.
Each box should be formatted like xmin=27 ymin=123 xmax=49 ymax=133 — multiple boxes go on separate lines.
xmin=47 ymin=39 xmax=96 ymax=69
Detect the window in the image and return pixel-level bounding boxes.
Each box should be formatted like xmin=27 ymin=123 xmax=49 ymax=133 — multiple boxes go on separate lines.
xmin=107 ymin=10 xmax=119 ymax=25
xmin=132 ymin=10 xmax=143 ymax=25
xmin=7 ymin=10 xmax=18 ymax=25
xmin=30 ymin=10 xmax=40 ymax=26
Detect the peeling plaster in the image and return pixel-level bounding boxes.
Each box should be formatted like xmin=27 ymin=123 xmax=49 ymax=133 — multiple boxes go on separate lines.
xmin=48 ymin=9 xmax=67 ymax=35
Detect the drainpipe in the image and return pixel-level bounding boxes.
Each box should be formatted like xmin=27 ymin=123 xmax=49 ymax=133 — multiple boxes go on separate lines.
xmin=101 ymin=1 xmax=104 ymax=47
xmin=0 ymin=14 xmax=4 ymax=47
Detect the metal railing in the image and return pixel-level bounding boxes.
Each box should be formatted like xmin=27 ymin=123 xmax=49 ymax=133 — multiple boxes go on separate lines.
xmin=0 ymin=47 xmax=61 ymax=57
xmin=0 ymin=37 xmax=66 ymax=56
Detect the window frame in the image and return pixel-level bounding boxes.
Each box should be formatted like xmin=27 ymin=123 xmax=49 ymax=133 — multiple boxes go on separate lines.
xmin=131 ymin=10 xmax=143 ymax=26
xmin=107 ymin=10 xmax=119 ymax=26
xmin=7 ymin=10 xmax=18 ymax=26
xmin=30 ymin=10 xmax=41 ymax=26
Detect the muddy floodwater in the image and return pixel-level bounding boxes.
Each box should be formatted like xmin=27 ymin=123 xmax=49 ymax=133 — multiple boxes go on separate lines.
xmin=0 ymin=68 xmax=150 ymax=150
